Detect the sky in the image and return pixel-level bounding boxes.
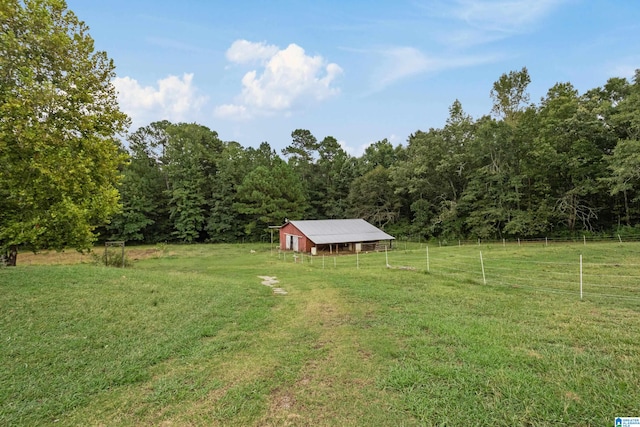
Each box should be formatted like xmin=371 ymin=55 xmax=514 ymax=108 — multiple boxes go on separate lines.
xmin=65 ymin=0 xmax=640 ymax=156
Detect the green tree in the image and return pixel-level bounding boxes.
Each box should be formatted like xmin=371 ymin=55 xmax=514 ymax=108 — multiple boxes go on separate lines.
xmin=316 ymin=136 xmax=355 ymax=218
xmin=247 ymin=141 xmax=279 ymax=168
xmin=534 ymin=82 xmax=617 ymax=232
xmin=0 ymin=0 xmax=129 ymax=265
xmin=605 ymin=139 xmax=640 ymax=226
xmin=392 ymin=100 xmax=475 ymax=238
xmin=461 ymin=69 xmax=547 ymax=239
xmin=490 ymin=67 xmax=531 ymax=121
xmin=348 ymin=166 xmax=400 ymax=228
xmin=602 ymin=71 xmax=640 ymax=225
xmin=206 ymin=141 xmax=274 ymax=242
xmin=234 ymin=158 xmax=307 ymax=239
xmin=282 ymin=129 xmax=320 ymax=217
xmin=612 ymin=70 xmax=640 ymax=141
xmin=107 ymin=122 xmax=171 ymax=242
xmin=163 ymin=123 xmax=223 ymax=243
xmin=357 ymin=138 xmax=400 ymax=175
xmin=282 ymin=129 xmax=318 ymax=166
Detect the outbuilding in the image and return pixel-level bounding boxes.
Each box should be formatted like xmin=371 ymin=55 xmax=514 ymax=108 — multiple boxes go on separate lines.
xmin=279 ymin=219 xmax=395 ymax=255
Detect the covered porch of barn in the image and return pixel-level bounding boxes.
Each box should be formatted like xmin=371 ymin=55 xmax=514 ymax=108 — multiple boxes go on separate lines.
xmin=312 ymin=240 xmax=392 ymax=255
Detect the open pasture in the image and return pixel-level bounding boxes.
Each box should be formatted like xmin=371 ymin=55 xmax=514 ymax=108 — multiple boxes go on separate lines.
xmin=1 ymin=242 xmax=639 ymax=425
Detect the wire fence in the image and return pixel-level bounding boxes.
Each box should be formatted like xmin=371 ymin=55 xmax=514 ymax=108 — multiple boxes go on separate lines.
xmin=276 ymin=240 xmax=640 ymax=307
xmin=395 ymin=234 xmax=640 ymax=248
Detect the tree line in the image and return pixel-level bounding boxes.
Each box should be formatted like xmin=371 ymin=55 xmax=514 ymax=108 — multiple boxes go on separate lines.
xmin=105 ymin=67 xmax=640 ymax=244
xmin=3 ymin=1 xmax=640 ymax=267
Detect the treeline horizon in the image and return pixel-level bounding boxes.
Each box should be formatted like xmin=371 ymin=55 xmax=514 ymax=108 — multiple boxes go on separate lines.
xmin=103 ymin=67 xmax=640 ymax=244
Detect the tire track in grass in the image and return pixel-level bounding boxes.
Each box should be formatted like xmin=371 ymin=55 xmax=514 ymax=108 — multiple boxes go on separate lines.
xmin=258 ymin=285 xmax=407 ymax=426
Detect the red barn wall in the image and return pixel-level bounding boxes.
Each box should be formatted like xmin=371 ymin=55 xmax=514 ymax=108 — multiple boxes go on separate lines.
xmin=279 ymin=223 xmax=314 ymax=252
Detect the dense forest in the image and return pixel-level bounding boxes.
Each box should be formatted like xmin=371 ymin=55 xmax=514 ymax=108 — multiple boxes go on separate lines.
xmin=104 ymin=67 xmax=640 ymax=244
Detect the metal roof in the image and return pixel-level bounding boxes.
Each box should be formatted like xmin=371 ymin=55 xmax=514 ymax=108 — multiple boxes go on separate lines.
xmin=287 ymin=219 xmax=395 ymax=244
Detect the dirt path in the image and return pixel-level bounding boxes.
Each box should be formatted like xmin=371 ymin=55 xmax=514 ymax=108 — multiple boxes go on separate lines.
xmin=257 ymin=285 xmax=385 ymax=426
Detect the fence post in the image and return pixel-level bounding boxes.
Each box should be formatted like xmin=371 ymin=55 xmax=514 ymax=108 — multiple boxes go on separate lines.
xmin=385 ymin=247 xmax=389 ymax=267
xmin=480 ymin=251 xmax=486 ymax=285
xmin=426 ymin=245 xmax=430 ymax=272
xmin=356 ymin=251 xmax=359 ymax=270
xmin=580 ymin=254 xmax=583 ymax=300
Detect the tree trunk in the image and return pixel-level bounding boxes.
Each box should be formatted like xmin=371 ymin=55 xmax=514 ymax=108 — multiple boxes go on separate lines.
xmin=623 ymin=189 xmax=630 ymax=227
xmin=2 ymin=245 xmax=18 ymax=267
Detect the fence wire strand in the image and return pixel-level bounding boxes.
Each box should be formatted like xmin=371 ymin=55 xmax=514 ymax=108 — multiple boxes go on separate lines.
xmin=278 ymin=241 xmax=640 ymax=306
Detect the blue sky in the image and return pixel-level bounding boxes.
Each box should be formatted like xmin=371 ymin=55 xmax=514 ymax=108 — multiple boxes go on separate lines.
xmin=66 ymin=0 xmax=640 ymax=156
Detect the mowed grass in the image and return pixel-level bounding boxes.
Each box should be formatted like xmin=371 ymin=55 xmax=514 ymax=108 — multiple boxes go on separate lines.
xmin=1 ymin=242 xmax=640 ymax=425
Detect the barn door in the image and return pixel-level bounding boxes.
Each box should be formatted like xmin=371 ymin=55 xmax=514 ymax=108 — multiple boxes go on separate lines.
xmin=286 ymin=234 xmax=299 ymax=251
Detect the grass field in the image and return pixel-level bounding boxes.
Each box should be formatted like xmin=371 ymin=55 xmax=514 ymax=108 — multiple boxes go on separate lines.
xmin=1 ymin=242 xmax=639 ymax=426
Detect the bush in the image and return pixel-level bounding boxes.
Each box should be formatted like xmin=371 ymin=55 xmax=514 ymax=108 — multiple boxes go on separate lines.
xmin=92 ymin=249 xmax=132 ymax=267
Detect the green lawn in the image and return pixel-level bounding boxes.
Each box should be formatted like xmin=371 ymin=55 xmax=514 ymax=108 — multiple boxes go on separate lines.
xmin=1 ymin=242 xmax=639 ymax=426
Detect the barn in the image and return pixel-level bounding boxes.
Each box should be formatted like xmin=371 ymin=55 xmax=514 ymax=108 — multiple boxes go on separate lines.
xmin=279 ymin=219 xmax=395 ymax=255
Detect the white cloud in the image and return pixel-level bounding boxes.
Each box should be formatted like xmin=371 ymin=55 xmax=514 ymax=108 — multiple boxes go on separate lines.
xmin=430 ymin=0 xmax=566 ymax=48
xmin=374 ymin=47 xmax=434 ymax=88
xmin=113 ymin=73 xmax=208 ymax=127
xmin=370 ymin=46 xmax=502 ymax=91
xmin=215 ymin=40 xmax=343 ymax=120
xmin=450 ymin=0 xmax=564 ymax=33
xmin=438 ymin=28 xmax=505 ymax=49
xmin=226 ymin=39 xmax=280 ymax=64
xmin=366 ymin=0 xmax=560 ymax=91
xmin=213 ymin=103 xmax=250 ymax=120
xmin=419 ymin=0 xmax=565 ymax=48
